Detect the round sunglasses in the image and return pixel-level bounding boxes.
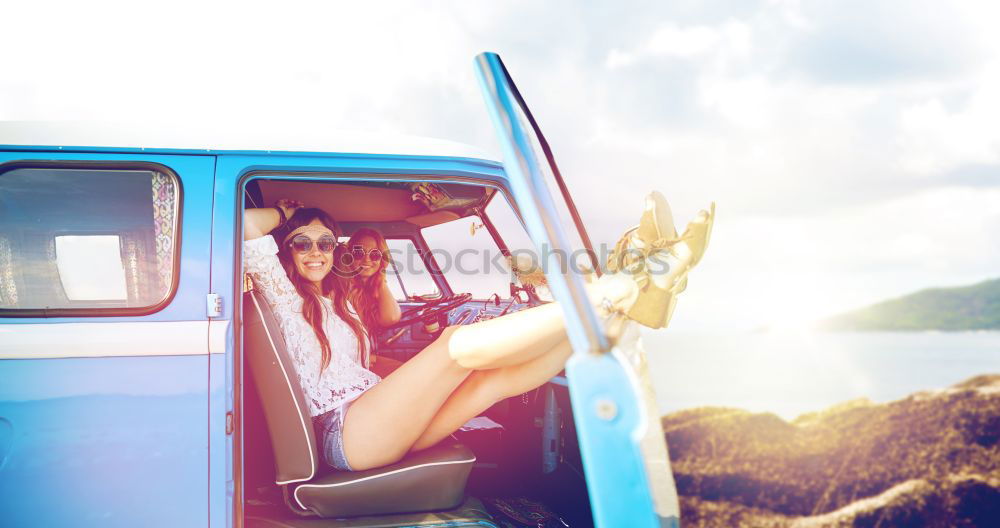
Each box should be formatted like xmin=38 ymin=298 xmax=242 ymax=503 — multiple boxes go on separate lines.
xmin=350 ymin=245 xmax=383 ymax=262
xmin=288 ymin=234 xmax=339 ymax=254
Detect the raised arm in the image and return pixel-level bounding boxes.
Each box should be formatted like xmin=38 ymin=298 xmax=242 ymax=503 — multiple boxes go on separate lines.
xmin=242 ymin=199 xmax=306 ymax=317
xmin=243 ymin=199 xmax=302 ymax=240
xmin=375 ymin=278 xmax=402 ymax=326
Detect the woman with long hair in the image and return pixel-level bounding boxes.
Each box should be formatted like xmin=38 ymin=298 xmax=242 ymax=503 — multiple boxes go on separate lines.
xmin=342 ymin=227 xmax=404 ymax=377
xmin=342 ymin=229 xmax=394 ymax=342
xmin=243 ymin=192 xmax=713 ymax=472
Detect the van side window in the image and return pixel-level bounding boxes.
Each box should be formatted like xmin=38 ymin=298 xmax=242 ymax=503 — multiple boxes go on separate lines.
xmin=0 ymin=165 xmax=180 ymax=314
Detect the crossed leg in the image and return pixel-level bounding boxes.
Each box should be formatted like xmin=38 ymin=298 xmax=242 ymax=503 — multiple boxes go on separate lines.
xmin=341 ymin=302 xmax=574 ymax=471
xmin=410 ymin=337 xmax=572 ymax=452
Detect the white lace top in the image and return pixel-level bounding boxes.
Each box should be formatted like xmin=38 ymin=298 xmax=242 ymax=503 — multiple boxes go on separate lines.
xmin=244 ymin=235 xmax=380 ymax=417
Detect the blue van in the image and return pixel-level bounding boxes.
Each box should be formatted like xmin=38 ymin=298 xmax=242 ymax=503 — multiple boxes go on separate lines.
xmin=0 ymin=53 xmax=681 ymax=528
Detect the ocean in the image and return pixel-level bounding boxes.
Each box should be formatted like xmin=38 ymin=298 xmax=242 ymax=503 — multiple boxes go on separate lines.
xmin=642 ymin=330 xmax=1000 ymax=420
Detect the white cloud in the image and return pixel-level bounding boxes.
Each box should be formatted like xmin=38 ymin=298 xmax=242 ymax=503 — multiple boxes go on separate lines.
xmin=606 ymin=19 xmax=752 ymax=68
xmin=896 ymin=64 xmax=1000 ymax=174
xmin=3 ymin=0 xmax=1000 ymax=333
xmin=605 ymin=49 xmax=638 ymax=69
xmin=647 ymin=25 xmax=724 ymax=59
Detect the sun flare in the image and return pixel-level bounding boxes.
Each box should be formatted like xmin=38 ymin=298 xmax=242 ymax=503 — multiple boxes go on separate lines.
xmin=760 ymin=295 xmax=825 ymax=333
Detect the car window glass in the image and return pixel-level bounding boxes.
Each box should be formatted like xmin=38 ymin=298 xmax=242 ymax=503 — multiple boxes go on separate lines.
xmin=483 ymin=192 xmax=555 ymax=301
xmin=0 ymin=167 xmax=179 ymax=311
xmin=420 ymin=212 xmax=511 ymax=300
xmin=54 ymin=235 xmax=129 ymax=300
xmin=384 ymin=238 xmax=439 ymax=300
xmin=521 ymin=118 xmax=598 ymax=275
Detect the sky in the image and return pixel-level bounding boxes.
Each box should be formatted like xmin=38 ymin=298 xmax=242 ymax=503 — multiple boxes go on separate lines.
xmin=3 ymin=0 xmax=999 ymax=332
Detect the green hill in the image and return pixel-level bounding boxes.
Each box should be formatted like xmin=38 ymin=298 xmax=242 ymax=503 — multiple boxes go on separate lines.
xmin=819 ymin=278 xmax=1000 ymax=331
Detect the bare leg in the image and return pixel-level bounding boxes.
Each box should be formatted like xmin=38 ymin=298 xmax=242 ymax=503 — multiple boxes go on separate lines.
xmin=341 ymin=326 xmax=471 ymax=470
xmin=447 ymin=276 xmax=635 ymax=370
xmin=411 ymin=338 xmax=573 ymax=451
xmin=342 ymin=304 xmax=575 ymax=470
xmin=448 ymin=302 xmax=568 ymax=369
xmin=342 ymin=277 xmax=634 ymax=470
xmin=370 ymin=355 xmax=404 ymax=378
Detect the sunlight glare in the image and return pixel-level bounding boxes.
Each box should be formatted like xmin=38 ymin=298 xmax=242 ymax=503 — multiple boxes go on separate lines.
xmin=760 ymin=292 xmax=825 ymax=333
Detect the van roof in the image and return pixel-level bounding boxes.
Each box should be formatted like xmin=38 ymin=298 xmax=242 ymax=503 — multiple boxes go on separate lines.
xmin=0 ymin=121 xmax=499 ymax=161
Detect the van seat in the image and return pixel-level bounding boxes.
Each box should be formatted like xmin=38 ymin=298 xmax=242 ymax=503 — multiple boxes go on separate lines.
xmin=243 ymin=283 xmax=474 ymax=518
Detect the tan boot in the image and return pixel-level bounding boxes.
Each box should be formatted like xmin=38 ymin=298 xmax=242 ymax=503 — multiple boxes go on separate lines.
xmin=606 ymin=191 xmax=715 ymax=329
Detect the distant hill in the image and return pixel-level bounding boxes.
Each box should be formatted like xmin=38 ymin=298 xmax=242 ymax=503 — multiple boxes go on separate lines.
xmin=662 ymin=374 xmax=1000 ymax=527
xmin=819 ymin=278 xmax=1000 ymax=331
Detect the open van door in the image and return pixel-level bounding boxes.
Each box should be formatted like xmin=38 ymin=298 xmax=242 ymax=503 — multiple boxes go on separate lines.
xmin=474 ymin=52 xmax=681 ymax=528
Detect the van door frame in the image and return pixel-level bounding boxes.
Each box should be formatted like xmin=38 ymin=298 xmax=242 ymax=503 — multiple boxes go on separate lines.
xmin=475 ymin=52 xmax=681 ymax=527
xmin=209 ymin=153 xmax=506 ymax=527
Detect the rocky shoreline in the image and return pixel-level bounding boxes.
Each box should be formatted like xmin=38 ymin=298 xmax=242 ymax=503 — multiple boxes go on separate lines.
xmin=663 ymin=375 xmax=1000 ymax=527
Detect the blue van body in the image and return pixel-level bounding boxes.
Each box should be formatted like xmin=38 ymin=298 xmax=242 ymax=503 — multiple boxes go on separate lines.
xmin=0 ymin=53 xmax=681 ymax=528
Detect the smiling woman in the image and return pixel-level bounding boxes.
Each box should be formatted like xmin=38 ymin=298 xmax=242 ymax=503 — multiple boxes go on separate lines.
xmin=344 ymin=227 xmax=401 ymax=335
xmin=286 ymin=223 xmax=339 ymax=285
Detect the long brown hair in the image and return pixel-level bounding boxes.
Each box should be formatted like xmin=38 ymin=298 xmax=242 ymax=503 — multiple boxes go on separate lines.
xmin=345 ymin=227 xmax=391 ymax=359
xmin=274 ymin=208 xmax=368 ymax=374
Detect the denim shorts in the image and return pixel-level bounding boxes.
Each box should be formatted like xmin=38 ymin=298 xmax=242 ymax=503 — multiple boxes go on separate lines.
xmin=312 ymin=402 xmax=353 ymax=472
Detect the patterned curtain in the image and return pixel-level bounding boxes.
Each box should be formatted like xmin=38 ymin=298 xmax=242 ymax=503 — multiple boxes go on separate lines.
xmin=151 ymin=172 xmax=176 ymax=293
xmin=123 ymin=237 xmax=150 ymax=304
xmin=0 ymin=236 xmax=16 ymax=307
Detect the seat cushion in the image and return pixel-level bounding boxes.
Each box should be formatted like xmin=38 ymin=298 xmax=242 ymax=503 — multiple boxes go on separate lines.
xmin=292 ymin=440 xmax=476 ymax=518
xmin=245 ymin=497 xmax=497 ymax=528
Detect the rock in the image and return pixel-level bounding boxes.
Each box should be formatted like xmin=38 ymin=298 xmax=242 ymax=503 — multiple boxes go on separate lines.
xmin=664 ymin=374 xmax=1000 ymax=525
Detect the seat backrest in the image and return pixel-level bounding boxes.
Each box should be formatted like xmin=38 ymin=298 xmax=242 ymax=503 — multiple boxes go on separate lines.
xmin=243 ymin=286 xmax=319 ymax=485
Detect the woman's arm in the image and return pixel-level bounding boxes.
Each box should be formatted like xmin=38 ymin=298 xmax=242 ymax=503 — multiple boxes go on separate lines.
xmin=242 ymin=199 xmax=306 ymax=312
xmin=375 ymin=278 xmax=402 ymax=326
xmin=243 ymin=199 xmax=302 ymax=240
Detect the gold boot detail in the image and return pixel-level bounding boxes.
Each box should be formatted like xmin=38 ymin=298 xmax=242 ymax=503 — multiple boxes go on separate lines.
xmin=607 ymin=191 xmax=714 ymax=329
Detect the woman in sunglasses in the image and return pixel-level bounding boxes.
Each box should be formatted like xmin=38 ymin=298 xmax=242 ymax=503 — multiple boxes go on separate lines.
xmin=243 ymin=194 xmax=713 ymax=473
xmin=342 ymin=227 xmax=405 ymax=378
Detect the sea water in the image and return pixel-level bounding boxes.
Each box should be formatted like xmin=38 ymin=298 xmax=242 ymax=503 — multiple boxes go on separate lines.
xmin=643 ymin=330 xmax=1000 ymax=420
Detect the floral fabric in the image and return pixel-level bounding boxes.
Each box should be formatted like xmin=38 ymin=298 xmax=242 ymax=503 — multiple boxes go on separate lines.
xmin=0 ymin=237 xmax=16 ymax=306
xmin=151 ymin=172 xmax=175 ymax=292
xmin=244 ymin=235 xmax=380 ymax=417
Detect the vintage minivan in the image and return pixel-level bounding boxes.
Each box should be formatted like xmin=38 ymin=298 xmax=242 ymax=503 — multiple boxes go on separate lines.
xmin=0 ymin=53 xmax=681 ymax=527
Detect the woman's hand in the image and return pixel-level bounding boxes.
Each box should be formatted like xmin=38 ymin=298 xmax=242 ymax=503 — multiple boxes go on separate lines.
xmin=372 ymin=267 xmax=389 ymax=292
xmin=275 ymin=198 xmax=304 ymax=223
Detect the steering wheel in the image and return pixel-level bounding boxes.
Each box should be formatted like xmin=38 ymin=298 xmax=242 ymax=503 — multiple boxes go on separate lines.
xmin=384 ymin=293 xmax=473 ymax=331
